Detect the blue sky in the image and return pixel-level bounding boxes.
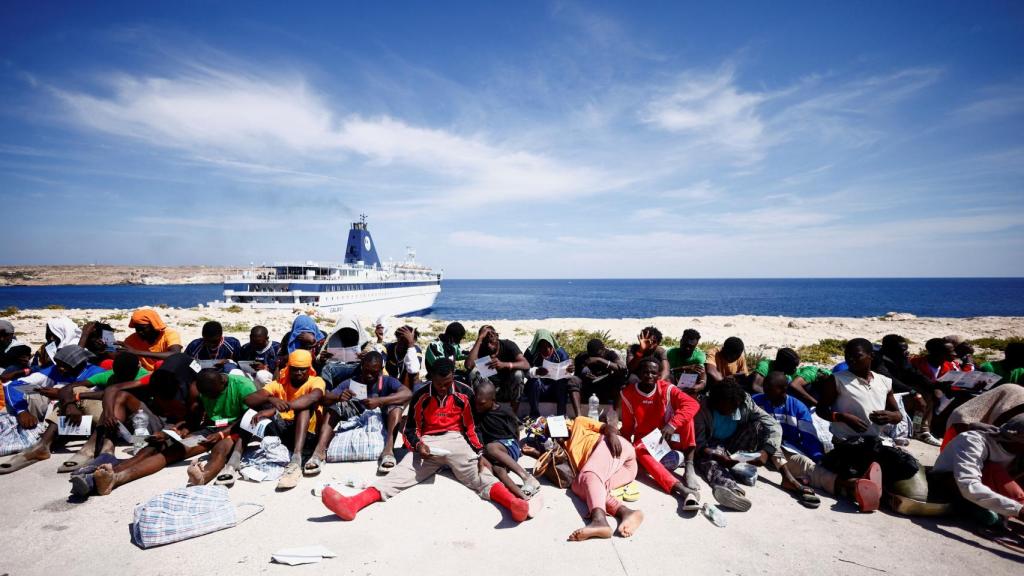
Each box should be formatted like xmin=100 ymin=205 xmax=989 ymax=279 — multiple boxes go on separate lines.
xmin=1 ymin=1 xmax=1022 ymax=278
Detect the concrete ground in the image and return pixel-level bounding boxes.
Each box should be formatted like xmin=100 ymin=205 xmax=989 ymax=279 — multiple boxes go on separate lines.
xmin=0 ymin=434 xmax=1022 ymax=576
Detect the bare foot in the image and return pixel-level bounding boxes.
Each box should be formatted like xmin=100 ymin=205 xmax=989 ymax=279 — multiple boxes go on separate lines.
xmin=568 ymin=520 xmax=613 ymax=541
xmin=93 ymin=464 xmax=117 ymax=496
xmin=186 ymin=462 xmax=206 ymax=486
xmin=617 ymin=508 xmax=644 ymax=538
xmin=23 ymin=445 xmax=52 ymax=462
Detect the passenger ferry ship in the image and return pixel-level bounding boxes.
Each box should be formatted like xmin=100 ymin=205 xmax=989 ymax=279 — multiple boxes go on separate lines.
xmin=209 ymin=217 xmax=441 ymax=317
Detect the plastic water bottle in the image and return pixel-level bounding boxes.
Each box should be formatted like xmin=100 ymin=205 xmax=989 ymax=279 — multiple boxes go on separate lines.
xmin=701 ymin=502 xmax=728 ymax=528
xmin=587 ymin=394 xmax=600 ymax=420
xmin=131 ymin=408 xmax=149 ymax=452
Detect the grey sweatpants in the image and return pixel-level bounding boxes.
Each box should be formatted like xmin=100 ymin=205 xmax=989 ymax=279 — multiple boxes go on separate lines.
xmin=373 ymin=431 xmax=499 ymax=500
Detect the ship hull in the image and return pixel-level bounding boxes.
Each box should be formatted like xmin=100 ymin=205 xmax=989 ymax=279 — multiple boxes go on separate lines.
xmin=209 ymin=281 xmax=440 ymax=317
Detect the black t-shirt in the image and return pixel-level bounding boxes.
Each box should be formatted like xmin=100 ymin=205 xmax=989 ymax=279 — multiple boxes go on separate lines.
xmin=484 ymin=339 xmax=522 ymax=364
xmin=574 ymin=349 xmax=621 ymax=379
xmin=474 ymin=403 xmax=519 ymax=443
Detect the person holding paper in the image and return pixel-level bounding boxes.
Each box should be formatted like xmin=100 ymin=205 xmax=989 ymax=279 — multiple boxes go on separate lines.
xmin=705 ymin=337 xmax=749 ymax=385
xmin=0 ymin=345 xmax=104 ymax=474
xmin=424 ymin=322 xmax=467 ymax=374
xmin=30 ymin=317 xmax=81 ymax=369
xmin=238 ymin=325 xmax=280 ymax=377
xmin=523 ymin=329 xmax=580 ymax=419
xmin=321 ymin=359 xmax=537 ymax=524
xmin=78 ymin=321 xmax=118 ymax=366
xmin=666 ymin=328 xmax=707 ymax=396
xmin=751 ymin=348 xmax=830 ymax=408
xmin=313 ymin=351 xmax=411 ymax=474
xmin=184 ymin=368 xmax=264 ymax=487
xmin=120 ymin=308 xmax=183 ymax=371
xmin=384 ymin=325 xmax=422 ymax=388
xmin=571 ymin=338 xmax=627 ymax=417
xmin=694 ymin=376 xmax=784 ymax=512
xmin=619 ymin=357 xmax=702 ymax=510
xmin=318 ymin=315 xmax=372 ymax=386
xmin=246 ymin=349 xmax=326 ymax=489
xmin=185 ymin=321 xmax=241 ymax=362
xmin=815 ymin=339 xmax=921 ymax=513
xmin=466 ymin=326 xmax=528 ymax=417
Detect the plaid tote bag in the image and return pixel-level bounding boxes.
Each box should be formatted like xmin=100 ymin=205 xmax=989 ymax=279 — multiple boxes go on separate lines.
xmin=131 ymin=485 xmax=263 ymax=548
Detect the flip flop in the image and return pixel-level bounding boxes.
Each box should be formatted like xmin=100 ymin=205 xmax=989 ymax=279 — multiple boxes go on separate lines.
xmin=612 ymin=481 xmax=641 ymax=502
xmin=794 ymin=487 xmax=821 ymax=509
xmin=277 ymin=462 xmax=302 ymax=490
xmin=0 ymin=452 xmax=41 ymax=475
xmin=58 ymin=441 xmax=98 ymax=474
xmin=682 ymin=492 xmax=701 ymax=512
xmin=376 ymin=453 xmax=396 ymax=475
xmin=521 ymin=474 xmax=541 ymax=498
xmin=214 ymin=465 xmax=237 ymax=488
xmin=304 ymin=456 xmax=324 ymax=477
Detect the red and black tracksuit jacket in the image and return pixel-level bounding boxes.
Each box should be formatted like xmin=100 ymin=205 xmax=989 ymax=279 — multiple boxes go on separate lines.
xmin=403 ymin=381 xmax=482 ymax=451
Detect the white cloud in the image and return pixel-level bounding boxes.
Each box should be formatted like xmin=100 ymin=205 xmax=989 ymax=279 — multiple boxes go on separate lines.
xmin=53 ymin=68 xmax=615 ymax=205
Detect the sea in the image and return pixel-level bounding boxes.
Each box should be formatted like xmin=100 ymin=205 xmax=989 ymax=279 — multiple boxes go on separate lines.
xmin=1 ymin=278 xmax=1022 ymax=320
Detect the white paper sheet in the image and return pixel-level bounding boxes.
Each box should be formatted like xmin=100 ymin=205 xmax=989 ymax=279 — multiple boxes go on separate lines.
xmin=937 ymin=370 xmax=1003 ymax=391
xmin=677 ymin=373 xmax=699 ymax=389
xmin=475 ymin=356 xmax=497 ymax=379
xmin=45 ymin=342 xmax=58 ymax=364
xmin=327 ymin=345 xmax=361 ymax=363
xmin=541 ymin=359 xmax=571 ymax=380
xmin=428 ymin=446 xmax=452 ymax=457
xmin=347 ymin=380 xmax=368 ymax=401
xmin=101 ymin=330 xmax=116 ymax=351
xmin=546 ymin=415 xmax=569 ymax=438
xmin=239 ymin=409 xmax=271 ymax=438
xmin=162 ymin=428 xmax=204 ymax=448
xmin=58 ymin=415 xmax=92 ymax=436
xmin=641 ymin=428 xmax=670 ymax=461
xmin=271 ymin=545 xmax=337 ymax=566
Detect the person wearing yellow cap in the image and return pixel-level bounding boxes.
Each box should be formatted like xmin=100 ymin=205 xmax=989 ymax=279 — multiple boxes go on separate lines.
xmin=246 ymin=349 xmax=326 ymax=490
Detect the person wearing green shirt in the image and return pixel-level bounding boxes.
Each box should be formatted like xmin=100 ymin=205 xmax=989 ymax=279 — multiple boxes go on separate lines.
xmin=752 ymin=348 xmax=831 ymax=408
xmin=189 ymin=369 xmax=262 ymax=487
xmin=979 ymin=342 xmax=1024 ymax=384
xmin=666 ymin=329 xmax=707 ymax=396
xmin=424 ymin=322 xmax=467 ymax=375
xmin=87 ymin=366 xmax=150 ymax=388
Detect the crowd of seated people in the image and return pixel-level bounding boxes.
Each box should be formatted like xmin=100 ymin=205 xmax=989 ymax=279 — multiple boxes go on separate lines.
xmin=0 ymin=312 xmax=1022 ymax=545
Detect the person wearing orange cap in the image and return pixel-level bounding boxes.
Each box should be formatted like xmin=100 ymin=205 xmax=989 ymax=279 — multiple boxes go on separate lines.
xmin=121 ymin=309 xmax=182 ymax=371
xmin=246 ymin=349 xmax=326 ymax=490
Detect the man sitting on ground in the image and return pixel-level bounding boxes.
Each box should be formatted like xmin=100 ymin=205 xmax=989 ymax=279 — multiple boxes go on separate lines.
xmin=705 ymin=337 xmax=748 ymax=385
xmin=0 ymin=346 xmax=105 ymax=474
xmin=238 ymin=325 xmax=279 ymax=377
xmin=979 ymin=342 xmax=1024 ymax=385
xmin=626 ymin=327 xmax=670 ymax=381
xmin=425 ymin=322 xmax=467 ymax=375
xmin=185 ymin=320 xmax=241 ymax=362
xmin=245 ymin=349 xmax=326 ymax=490
xmin=185 ymin=367 xmax=263 ymax=486
xmin=321 ymin=359 xmax=537 ymax=523
xmin=619 ymin=357 xmax=702 ymax=510
xmin=909 ymin=338 xmax=961 ymax=446
xmin=473 ymin=380 xmax=540 ymax=499
xmin=571 ymin=338 xmax=627 ymax=417
xmin=523 ymin=329 xmax=579 ymax=419
xmin=752 ymin=348 xmax=830 ymax=407
xmin=384 ymin=326 xmax=422 ymax=389
xmin=466 ymin=326 xmax=529 ymax=416
xmin=314 ymin=351 xmax=411 ymax=474
xmin=694 ymin=376 xmax=784 ymax=511
xmin=666 ymin=328 xmax=707 ymax=396
xmin=120 ymin=308 xmax=182 ymax=371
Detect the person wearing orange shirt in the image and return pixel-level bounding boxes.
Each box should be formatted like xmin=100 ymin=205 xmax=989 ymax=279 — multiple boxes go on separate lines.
xmin=246 ymin=349 xmax=325 ymax=490
xmin=120 ymin=309 xmax=182 ymax=371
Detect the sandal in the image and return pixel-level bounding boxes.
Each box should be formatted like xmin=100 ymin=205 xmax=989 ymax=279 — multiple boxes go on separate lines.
xmin=521 ymin=474 xmax=541 ymax=498
xmin=376 ymin=453 xmax=396 ymax=475
xmin=304 ymin=455 xmax=324 ymax=477
xmin=682 ymin=492 xmax=701 ymax=512
xmin=58 ymin=441 xmax=98 ymax=474
xmin=612 ymin=481 xmax=641 ymax=502
xmin=793 ymin=486 xmax=821 ymax=509
xmin=0 ymin=452 xmax=41 ymax=475
xmin=214 ymin=465 xmax=237 ymax=487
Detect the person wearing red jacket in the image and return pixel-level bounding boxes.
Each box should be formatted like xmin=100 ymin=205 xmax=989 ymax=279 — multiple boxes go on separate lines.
xmin=619 ymin=357 xmax=702 ymax=510
xmin=322 ymin=359 xmax=538 ymax=523
xmin=909 ymin=338 xmax=960 ymax=446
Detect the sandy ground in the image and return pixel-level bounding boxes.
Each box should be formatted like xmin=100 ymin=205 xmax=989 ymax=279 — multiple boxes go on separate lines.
xmin=0 ymin=436 xmax=1021 ymax=576
xmin=4 ymin=307 xmax=1023 ymax=366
